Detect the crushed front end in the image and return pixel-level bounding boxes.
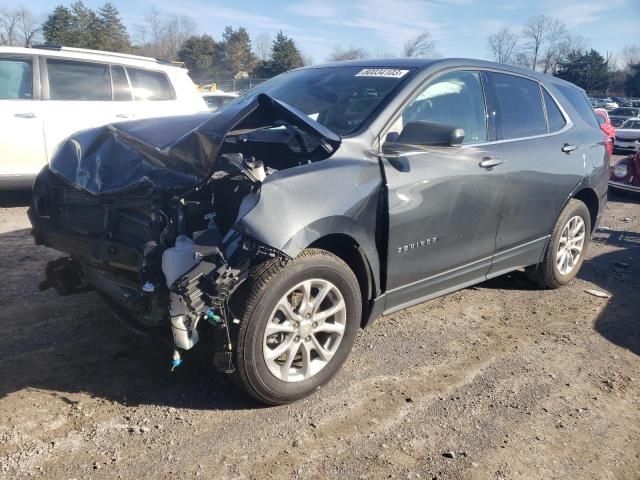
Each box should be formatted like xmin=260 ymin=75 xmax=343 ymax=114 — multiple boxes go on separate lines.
xmin=29 ymin=93 xmax=340 ymax=372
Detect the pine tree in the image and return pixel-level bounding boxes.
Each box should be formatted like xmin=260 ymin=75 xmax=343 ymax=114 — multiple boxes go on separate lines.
xmin=42 ymin=5 xmax=75 ymax=45
xmin=555 ymin=49 xmax=612 ymax=93
xmin=68 ymin=1 xmax=100 ymax=48
xmin=265 ymin=31 xmax=303 ymax=76
xmin=96 ymin=2 xmax=130 ymax=52
xmin=178 ymin=34 xmax=216 ymax=81
xmin=221 ymin=26 xmax=256 ymax=77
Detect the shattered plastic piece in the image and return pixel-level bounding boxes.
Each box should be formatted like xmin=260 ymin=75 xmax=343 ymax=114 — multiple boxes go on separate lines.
xmin=206 ymin=310 xmax=223 ymax=326
xmin=584 ymin=289 xmax=611 ymax=298
xmin=171 ymin=350 xmax=182 ymax=371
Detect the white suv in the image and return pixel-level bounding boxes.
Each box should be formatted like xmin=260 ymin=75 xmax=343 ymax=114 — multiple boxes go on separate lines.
xmin=0 ymin=45 xmax=208 ymax=188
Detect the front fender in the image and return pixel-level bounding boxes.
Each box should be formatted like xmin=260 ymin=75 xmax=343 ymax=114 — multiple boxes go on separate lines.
xmin=232 ymin=153 xmax=384 ymax=294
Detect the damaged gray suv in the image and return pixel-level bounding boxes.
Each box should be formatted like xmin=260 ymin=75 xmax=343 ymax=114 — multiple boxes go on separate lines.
xmin=29 ymin=59 xmax=609 ymax=404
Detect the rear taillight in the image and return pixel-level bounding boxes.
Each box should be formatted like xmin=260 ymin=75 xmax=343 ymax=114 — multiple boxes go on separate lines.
xmin=604 ymin=135 xmax=613 ymax=156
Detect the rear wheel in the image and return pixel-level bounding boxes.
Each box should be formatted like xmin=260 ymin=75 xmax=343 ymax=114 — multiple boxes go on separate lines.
xmin=230 ymin=249 xmax=361 ymax=405
xmin=526 ymin=199 xmax=591 ymax=289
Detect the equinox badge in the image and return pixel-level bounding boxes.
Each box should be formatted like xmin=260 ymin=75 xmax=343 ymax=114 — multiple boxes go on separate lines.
xmin=397 ymin=236 xmax=438 ymax=254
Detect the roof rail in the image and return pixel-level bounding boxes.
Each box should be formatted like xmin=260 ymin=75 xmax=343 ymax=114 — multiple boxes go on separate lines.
xmin=31 ymin=44 xmax=183 ymax=66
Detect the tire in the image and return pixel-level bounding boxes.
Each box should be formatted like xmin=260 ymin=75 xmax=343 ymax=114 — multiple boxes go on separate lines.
xmin=526 ymin=199 xmax=591 ymax=289
xmin=229 ymin=248 xmax=362 ymax=405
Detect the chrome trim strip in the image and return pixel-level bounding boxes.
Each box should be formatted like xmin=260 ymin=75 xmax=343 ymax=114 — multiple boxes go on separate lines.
xmin=608 ymin=180 xmax=640 ymax=192
xmin=387 ymin=235 xmax=550 ymax=295
xmin=492 ymin=235 xmax=550 ymax=257
xmin=386 ymin=255 xmax=492 ymax=294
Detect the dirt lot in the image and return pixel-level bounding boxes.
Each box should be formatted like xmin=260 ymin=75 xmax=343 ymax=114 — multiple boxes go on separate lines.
xmin=1 ymin=175 xmax=639 ymax=479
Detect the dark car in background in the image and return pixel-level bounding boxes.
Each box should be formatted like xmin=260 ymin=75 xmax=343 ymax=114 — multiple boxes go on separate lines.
xmin=610 ymin=150 xmax=640 ymax=193
xmin=608 ymin=107 xmax=640 ymax=127
xmin=29 ymin=59 xmax=609 ymax=404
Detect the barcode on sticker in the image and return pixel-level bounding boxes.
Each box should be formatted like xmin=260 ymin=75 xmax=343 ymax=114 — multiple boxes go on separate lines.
xmin=355 ymin=68 xmax=409 ymax=78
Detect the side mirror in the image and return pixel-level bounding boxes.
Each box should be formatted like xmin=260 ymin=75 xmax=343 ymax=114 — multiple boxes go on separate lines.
xmin=396 ymin=121 xmax=465 ymax=147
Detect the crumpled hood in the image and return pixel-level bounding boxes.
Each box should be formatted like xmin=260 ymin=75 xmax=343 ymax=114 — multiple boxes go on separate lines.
xmin=49 ymin=93 xmax=341 ymax=195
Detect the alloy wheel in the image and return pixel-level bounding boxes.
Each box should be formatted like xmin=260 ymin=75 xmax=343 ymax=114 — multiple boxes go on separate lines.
xmin=262 ymin=278 xmax=347 ymax=382
xmin=556 ymin=215 xmax=586 ymax=275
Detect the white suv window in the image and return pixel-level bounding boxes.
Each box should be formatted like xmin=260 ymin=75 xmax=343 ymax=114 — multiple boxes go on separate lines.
xmin=47 ymin=59 xmax=111 ymax=101
xmin=126 ymin=67 xmax=175 ymax=101
xmin=0 ymin=56 xmax=33 ymax=99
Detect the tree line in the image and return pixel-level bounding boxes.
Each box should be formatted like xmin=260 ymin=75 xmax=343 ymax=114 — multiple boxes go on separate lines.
xmin=1 ymin=3 xmax=638 ymax=93
xmin=486 ymin=15 xmax=639 ymax=96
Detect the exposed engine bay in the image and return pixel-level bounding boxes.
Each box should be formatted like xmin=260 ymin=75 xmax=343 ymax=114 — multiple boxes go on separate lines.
xmin=29 ymin=93 xmax=342 ymax=372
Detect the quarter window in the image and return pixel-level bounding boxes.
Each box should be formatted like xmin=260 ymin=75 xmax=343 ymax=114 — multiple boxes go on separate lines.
xmin=0 ymin=57 xmax=33 ymax=99
xmin=398 ymin=70 xmax=487 ymax=144
xmin=542 ymin=88 xmax=566 ymax=132
xmin=489 ymin=72 xmax=547 ymax=139
xmin=556 ymin=85 xmax=600 ymax=129
xmin=47 ymin=59 xmax=111 ymax=101
xmin=126 ymin=68 xmax=174 ymax=101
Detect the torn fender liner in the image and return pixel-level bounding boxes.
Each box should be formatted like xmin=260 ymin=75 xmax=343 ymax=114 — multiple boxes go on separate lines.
xmin=49 ymin=93 xmax=342 ymax=195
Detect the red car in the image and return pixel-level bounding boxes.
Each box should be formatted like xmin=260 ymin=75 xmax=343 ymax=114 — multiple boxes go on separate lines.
xmin=609 ymin=150 xmax=640 ymax=193
xmin=595 ymin=108 xmax=615 ymax=155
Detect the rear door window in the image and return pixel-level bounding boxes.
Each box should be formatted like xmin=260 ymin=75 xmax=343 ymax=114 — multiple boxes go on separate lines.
xmin=111 ymin=65 xmax=132 ymax=101
xmin=542 ymin=88 xmax=566 ymax=133
xmin=0 ymin=56 xmax=33 ymax=99
xmin=125 ymin=68 xmax=175 ymax=101
xmin=47 ymin=59 xmax=111 ymax=101
xmin=489 ymin=72 xmax=547 ymax=139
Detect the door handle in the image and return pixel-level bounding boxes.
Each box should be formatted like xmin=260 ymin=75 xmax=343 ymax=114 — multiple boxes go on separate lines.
xmin=14 ymin=112 xmax=37 ymax=119
xmin=561 ymin=143 xmax=578 ymax=153
xmin=479 ymin=157 xmax=504 ymax=169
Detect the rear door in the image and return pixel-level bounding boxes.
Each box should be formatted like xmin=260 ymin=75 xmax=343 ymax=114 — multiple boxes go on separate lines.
xmin=0 ymin=54 xmax=47 ymax=184
xmin=381 ymin=70 xmax=506 ymax=312
xmin=40 ymin=57 xmax=122 ymax=161
xmin=486 ymin=72 xmax=586 ymax=277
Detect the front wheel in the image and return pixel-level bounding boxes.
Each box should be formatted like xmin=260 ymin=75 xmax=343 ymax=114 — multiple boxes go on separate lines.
xmin=526 ymin=199 xmax=591 ymax=289
xmin=230 ymin=249 xmax=362 ymax=405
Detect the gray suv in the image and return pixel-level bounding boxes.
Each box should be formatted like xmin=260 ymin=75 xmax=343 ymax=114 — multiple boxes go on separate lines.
xmin=29 ymin=59 xmax=609 ymax=404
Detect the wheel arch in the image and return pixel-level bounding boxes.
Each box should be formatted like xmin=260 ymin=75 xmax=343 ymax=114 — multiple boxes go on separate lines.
xmin=308 ymin=233 xmax=377 ymax=328
xmin=572 ymin=187 xmax=599 ymax=233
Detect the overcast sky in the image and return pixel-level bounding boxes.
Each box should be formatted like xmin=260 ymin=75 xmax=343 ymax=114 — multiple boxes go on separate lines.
xmin=6 ymin=0 xmax=640 ymax=63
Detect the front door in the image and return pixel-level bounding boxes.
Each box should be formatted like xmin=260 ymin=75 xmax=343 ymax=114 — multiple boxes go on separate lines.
xmin=381 ymin=70 xmax=506 ymax=313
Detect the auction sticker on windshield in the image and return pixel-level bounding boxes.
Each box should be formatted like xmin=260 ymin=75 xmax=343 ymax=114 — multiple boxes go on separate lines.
xmin=355 ymin=68 xmax=410 ymax=78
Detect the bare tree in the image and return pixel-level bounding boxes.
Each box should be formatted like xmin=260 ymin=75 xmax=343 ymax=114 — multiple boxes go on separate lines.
xmin=403 ymin=32 xmax=437 ymax=58
xmin=253 ymin=32 xmax=271 ymax=61
xmin=521 ymin=15 xmax=555 ymax=71
xmin=0 ymin=7 xmax=40 ymax=47
xmin=302 ymin=54 xmax=314 ymax=66
xmin=540 ymin=19 xmax=570 ymax=74
xmin=621 ymin=44 xmax=640 ymax=72
xmin=135 ymin=8 xmax=196 ymax=60
xmin=163 ymin=15 xmax=196 ymax=59
xmin=0 ymin=8 xmax=20 ymax=46
xmin=327 ymin=46 xmax=370 ymax=62
xmin=16 ymin=7 xmax=40 ymax=47
xmin=487 ymin=27 xmax=518 ymax=64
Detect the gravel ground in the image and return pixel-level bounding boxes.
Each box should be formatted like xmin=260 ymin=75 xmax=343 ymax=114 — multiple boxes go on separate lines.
xmin=0 ymin=162 xmax=639 ymax=479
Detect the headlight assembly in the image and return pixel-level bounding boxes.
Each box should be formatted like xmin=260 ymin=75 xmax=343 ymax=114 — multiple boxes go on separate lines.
xmin=613 ymin=164 xmax=628 ymax=178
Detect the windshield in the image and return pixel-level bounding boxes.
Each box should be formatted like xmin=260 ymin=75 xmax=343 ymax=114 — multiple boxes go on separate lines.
xmin=226 ymin=66 xmax=414 ymax=135
xmin=621 ymin=119 xmax=640 ymax=129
